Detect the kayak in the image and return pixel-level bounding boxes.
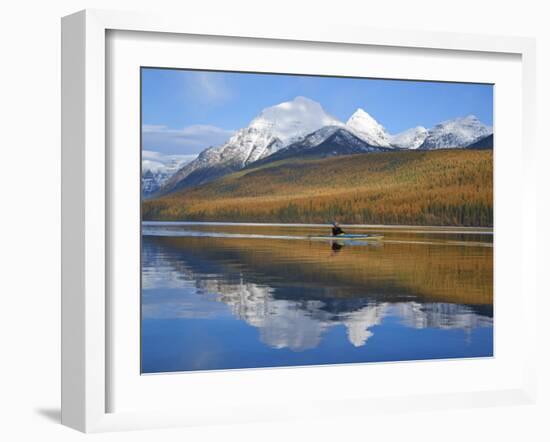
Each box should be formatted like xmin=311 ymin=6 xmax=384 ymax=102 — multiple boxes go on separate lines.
xmin=309 ymin=234 xmax=383 ymax=241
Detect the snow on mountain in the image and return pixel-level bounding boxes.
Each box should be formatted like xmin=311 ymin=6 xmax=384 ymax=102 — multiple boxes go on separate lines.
xmin=162 ymin=97 xmax=342 ymax=193
xmin=345 ymin=108 xmax=392 ymax=147
xmin=281 ymin=125 xmax=342 ymax=150
xmin=389 ymin=126 xmax=429 ymax=149
xmin=253 ymin=109 xmax=394 ymax=162
xmin=141 ymin=152 xmax=196 ymax=197
xmin=466 ymin=133 xmax=493 ymax=149
xmin=148 ymin=95 xmax=492 ymax=196
xmin=248 ymin=96 xmax=343 ymax=147
xmin=419 ymin=115 xmax=492 ymax=150
xmin=254 ymin=126 xmax=390 ymax=166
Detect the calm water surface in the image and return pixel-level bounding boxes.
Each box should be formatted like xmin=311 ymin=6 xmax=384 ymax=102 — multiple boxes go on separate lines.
xmin=141 ymin=222 xmax=493 ymax=373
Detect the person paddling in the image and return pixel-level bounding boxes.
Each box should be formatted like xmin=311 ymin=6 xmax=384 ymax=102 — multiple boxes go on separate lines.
xmin=332 ymin=221 xmax=345 ymax=236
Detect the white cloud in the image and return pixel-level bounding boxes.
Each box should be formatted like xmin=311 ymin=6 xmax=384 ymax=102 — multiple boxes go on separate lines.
xmin=142 ymin=124 xmax=168 ymax=133
xmin=142 ymin=124 xmax=235 ymax=155
xmin=142 ymin=149 xmax=162 ymax=159
xmin=141 ymin=159 xmax=166 ymax=173
xmin=141 ymin=151 xmax=198 ymax=173
xmin=187 ymin=72 xmax=232 ymax=103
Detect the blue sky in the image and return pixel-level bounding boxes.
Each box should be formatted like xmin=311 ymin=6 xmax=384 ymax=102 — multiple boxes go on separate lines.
xmin=142 ymin=68 xmax=493 ymax=156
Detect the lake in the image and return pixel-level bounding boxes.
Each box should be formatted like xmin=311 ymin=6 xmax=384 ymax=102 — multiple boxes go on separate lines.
xmin=141 ymin=222 xmax=493 ymax=373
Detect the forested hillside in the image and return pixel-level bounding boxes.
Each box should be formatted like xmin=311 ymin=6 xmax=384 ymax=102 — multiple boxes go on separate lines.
xmin=142 ymin=149 xmax=493 ymax=226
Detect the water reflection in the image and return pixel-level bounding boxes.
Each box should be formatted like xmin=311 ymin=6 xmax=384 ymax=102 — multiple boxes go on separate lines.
xmin=142 ymin=226 xmax=493 ymax=371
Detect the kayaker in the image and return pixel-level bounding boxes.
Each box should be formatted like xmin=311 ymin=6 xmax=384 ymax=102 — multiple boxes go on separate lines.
xmin=332 ymin=221 xmax=345 ymax=236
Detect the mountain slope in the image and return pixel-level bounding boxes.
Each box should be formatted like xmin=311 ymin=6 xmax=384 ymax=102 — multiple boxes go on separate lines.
xmin=252 ymin=126 xmax=391 ymax=166
xmin=346 ymin=109 xmax=392 ymax=147
xmin=141 ymin=154 xmax=195 ymax=197
xmin=419 ymin=115 xmax=492 ymax=150
xmin=466 ymin=134 xmax=493 ymax=149
xmin=143 ymin=149 xmax=493 ymax=226
xmin=161 ymin=97 xmax=342 ymax=193
xmin=390 ymin=126 xmax=428 ymax=149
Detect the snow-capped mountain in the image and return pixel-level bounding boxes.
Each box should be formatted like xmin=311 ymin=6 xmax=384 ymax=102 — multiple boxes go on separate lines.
xmin=346 ymin=108 xmax=392 ymax=147
xmin=466 ymin=134 xmax=493 ymax=149
xmin=162 ymin=96 xmax=342 ymax=193
xmin=142 ymin=170 xmax=168 ymax=197
xmin=141 ymin=153 xmax=195 ymax=197
xmin=286 ymin=125 xmax=344 ymax=150
xmin=254 ymin=126 xmax=390 ymax=166
xmin=419 ymin=115 xmax=492 ymax=150
xmin=160 ymin=102 xmax=399 ymax=193
xmin=247 ymin=96 xmax=343 ymax=149
xmin=150 ymin=96 xmax=493 ymax=196
xmin=390 ymin=126 xmax=429 ymax=149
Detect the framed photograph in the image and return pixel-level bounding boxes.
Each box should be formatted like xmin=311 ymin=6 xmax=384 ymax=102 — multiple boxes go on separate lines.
xmin=61 ymin=9 xmax=538 ymax=432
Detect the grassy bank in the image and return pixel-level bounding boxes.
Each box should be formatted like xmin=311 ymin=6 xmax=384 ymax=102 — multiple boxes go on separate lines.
xmin=143 ymin=149 xmax=493 ymax=226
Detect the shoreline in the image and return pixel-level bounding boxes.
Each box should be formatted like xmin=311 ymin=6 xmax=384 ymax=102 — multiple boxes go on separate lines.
xmin=142 ymin=220 xmax=493 ymax=235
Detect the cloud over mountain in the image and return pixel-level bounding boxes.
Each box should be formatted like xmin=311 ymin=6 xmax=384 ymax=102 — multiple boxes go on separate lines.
xmin=142 ymin=124 xmax=235 ymax=155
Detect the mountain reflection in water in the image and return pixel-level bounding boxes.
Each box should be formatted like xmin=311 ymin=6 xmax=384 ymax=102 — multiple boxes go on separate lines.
xmin=141 ymin=224 xmax=493 ymax=373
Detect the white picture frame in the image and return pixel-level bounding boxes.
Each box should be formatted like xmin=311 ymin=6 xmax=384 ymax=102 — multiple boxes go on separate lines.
xmin=61 ymin=9 xmax=538 ymax=433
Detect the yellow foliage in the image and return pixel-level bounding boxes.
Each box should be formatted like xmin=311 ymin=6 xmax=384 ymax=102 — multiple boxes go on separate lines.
xmin=143 ymin=149 xmax=493 ymax=226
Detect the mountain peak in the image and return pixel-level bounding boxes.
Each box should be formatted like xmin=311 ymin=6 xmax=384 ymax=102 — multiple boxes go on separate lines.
xmin=347 ymin=108 xmax=377 ymax=124
xmin=420 ymin=114 xmax=492 ymax=150
xmin=346 ymin=108 xmax=391 ymax=147
xmin=390 ymin=126 xmax=429 ymax=149
xmin=350 ymin=107 xmax=372 ymax=117
xmin=249 ymin=97 xmax=342 ymax=146
xmin=252 ymin=126 xmax=391 ymax=167
xmin=442 ymin=114 xmax=480 ymax=125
